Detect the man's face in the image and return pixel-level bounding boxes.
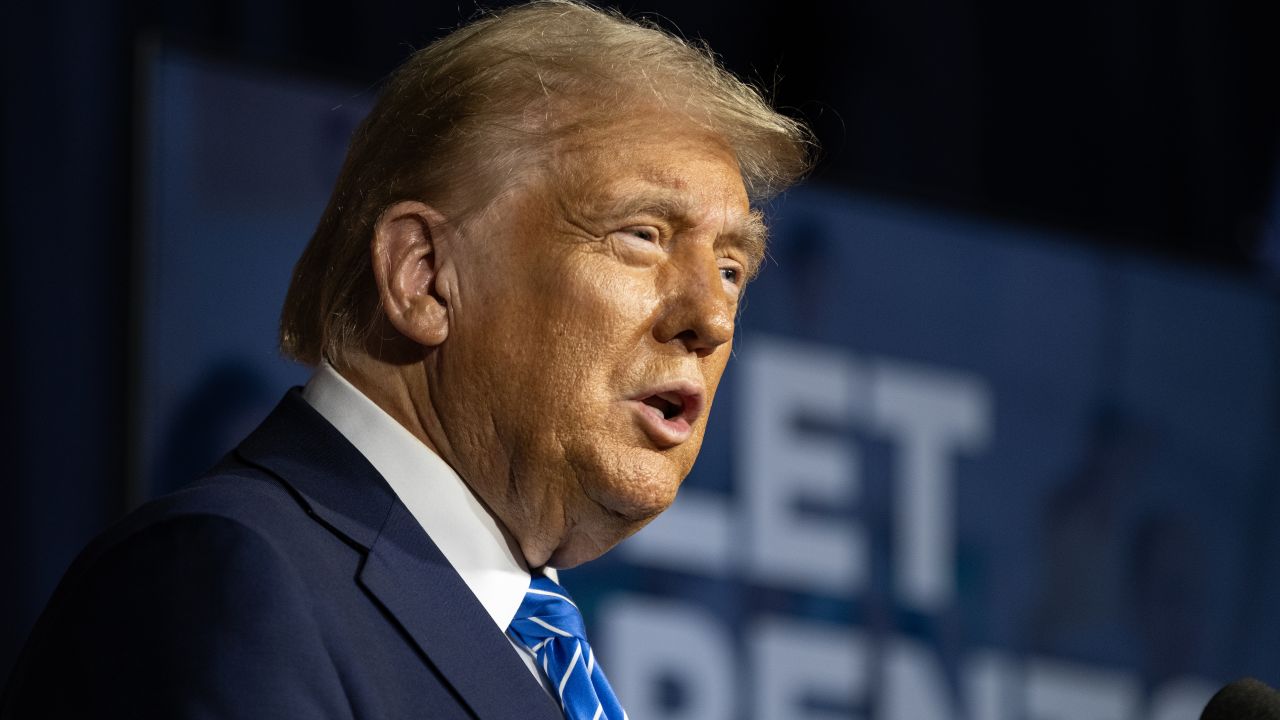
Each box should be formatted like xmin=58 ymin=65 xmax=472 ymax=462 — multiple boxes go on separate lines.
xmin=431 ymin=118 xmax=761 ymax=567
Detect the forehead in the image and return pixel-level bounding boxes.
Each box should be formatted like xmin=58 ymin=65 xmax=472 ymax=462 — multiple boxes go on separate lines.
xmin=549 ymin=119 xmax=748 ymax=206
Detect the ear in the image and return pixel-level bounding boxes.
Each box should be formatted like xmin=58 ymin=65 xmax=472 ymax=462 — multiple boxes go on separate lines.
xmin=371 ymin=200 xmax=452 ymax=348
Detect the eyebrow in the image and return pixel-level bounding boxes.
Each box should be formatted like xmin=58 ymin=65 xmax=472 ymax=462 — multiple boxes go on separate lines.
xmin=596 ymin=193 xmax=768 ymax=278
xmin=728 ymin=210 xmax=768 ymax=279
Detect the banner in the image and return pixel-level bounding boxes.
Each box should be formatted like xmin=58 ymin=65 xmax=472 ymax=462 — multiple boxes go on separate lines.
xmin=139 ymin=50 xmax=1280 ymax=719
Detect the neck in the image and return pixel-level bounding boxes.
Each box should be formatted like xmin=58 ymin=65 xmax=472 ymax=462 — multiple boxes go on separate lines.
xmin=331 ymin=351 xmax=571 ymax=569
xmin=335 ymin=352 xmax=441 ymax=455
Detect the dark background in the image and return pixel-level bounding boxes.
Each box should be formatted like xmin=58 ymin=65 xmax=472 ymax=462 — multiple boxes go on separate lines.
xmin=4 ymin=0 xmax=1278 ymax=684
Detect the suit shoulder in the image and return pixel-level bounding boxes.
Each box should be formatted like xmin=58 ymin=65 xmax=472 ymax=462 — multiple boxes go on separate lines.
xmin=61 ymin=492 xmax=311 ymax=608
xmin=51 ymin=459 xmax=325 ymax=603
xmin=5 ymin=501 xmax=353 ymax=719
xmin=118 ymin=458 xmax=305 ymax=544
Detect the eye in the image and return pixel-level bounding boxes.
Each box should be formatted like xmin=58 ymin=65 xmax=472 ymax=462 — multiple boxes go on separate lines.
xmin=719 ymin=264 xmax=746 ymax=298
xmin=624 ymin=226 xmax=660 ymax=243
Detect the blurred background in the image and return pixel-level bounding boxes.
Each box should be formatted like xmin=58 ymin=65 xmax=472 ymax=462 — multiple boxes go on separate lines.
xmin=4 ymin=0 xmax=1279 ymax=717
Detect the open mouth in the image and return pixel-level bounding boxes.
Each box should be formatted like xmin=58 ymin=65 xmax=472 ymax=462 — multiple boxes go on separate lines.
xmin=629 ymin=383 xmax=704 ymax=447
xmin=641 ymin=391 xmax=686 ymax=421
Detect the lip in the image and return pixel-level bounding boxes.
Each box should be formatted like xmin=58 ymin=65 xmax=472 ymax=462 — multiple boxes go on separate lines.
xmin=627 ymin=379 xmax=705 ymax=448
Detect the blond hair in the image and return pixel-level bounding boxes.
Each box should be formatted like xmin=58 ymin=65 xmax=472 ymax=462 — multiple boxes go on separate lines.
xmin=280 ymin=0 xmax=814 ymax=365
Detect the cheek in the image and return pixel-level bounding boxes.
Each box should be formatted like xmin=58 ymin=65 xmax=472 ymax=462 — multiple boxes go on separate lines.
xmin=701 ymin=343 xmax=733 ymax=397
xmin=540 ymin=261 xmax=660 ymax=349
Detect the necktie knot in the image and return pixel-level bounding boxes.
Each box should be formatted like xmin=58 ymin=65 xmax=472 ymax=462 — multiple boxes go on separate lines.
xmin=508 ymin=575 xmax=628 ymax=720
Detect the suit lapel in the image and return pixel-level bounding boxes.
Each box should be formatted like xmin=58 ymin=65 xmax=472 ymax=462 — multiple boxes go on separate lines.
xmin=361 ymin=501 xmax=563 ymax=720
xmin=236 ymin=390 xmax=562 ymax=720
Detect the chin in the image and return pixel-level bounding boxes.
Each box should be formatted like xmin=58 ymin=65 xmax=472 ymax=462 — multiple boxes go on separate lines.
xmin=554 ymin=446 xmax=686 ymax=566
xmin=584 ymin=446 xmax=686 ymax=520
xmin=548 ymin=506 xmax=657 ymax=569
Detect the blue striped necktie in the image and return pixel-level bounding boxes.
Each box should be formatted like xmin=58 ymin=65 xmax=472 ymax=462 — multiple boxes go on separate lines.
xmin=507 ymin=575 xmax=628 ymax=720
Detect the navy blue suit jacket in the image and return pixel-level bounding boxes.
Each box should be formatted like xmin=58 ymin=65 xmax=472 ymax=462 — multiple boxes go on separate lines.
xmin=3 ymin=390 xmax=564 ymax=719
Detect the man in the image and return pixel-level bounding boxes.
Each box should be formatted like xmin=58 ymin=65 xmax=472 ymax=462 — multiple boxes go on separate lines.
xmin=3 ymin=1 xmax=810 ymax=718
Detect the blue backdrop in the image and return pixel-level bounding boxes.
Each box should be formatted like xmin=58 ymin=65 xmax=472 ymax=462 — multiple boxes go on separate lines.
xmin=135 ymin=47 xmax=1279 ymax=719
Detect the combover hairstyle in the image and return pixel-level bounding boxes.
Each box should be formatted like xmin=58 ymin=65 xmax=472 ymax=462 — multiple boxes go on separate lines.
xmin=279 ymin=0 xmax=814 ymax=366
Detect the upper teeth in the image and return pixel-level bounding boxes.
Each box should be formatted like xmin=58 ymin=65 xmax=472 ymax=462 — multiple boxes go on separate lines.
xmin=658 ymin=392 xmax=683 ymax=410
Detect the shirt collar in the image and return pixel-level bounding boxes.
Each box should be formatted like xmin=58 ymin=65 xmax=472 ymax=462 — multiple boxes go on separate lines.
xmin=301 ymin=362 xmax=533 ymax=632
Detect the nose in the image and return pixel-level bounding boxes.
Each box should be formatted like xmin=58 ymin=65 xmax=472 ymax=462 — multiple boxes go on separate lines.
xmin=652 ymin=255 xmax=735 ymax=358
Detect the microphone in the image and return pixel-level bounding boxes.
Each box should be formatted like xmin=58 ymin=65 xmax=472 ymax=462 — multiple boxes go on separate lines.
xmin=1201 ymin=678 xmax=1280 ymax=720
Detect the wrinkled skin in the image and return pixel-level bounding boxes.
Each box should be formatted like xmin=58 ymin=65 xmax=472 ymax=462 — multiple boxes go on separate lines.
xmin=349 ymin=118 xmax=763 ymax=569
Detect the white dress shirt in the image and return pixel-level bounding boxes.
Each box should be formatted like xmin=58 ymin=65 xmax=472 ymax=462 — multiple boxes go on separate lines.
xmin=302 ymin=363 xmax=551 ymax=690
